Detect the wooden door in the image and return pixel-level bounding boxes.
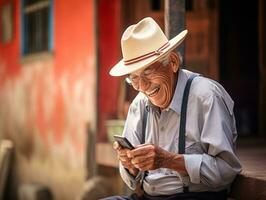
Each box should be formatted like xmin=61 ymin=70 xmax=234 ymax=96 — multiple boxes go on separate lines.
xmin=185 ymin=0 xmax=219 ymax=80
xmin=118 ymin=0 xmax=219 ymax=116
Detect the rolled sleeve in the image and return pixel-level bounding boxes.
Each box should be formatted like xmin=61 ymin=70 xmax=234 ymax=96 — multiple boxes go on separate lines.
xmin=118 ymin=93 xmax=148 ymax=190
xmin=119 ymin=164 xmax=144 ymax=190
xmin=197 ymin=92 xmax=242 ymax=187
xmin=184 ymin=154 xmax=203 ymax=184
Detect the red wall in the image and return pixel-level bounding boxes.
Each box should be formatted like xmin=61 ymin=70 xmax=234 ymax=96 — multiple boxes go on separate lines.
xmin=0 ymin=0 xmax=21 ymax=82
xmin=53 ymin=0 xmax=96 ymax=144
xmin=98 ymin=0 xmax=122 ymax=141
xmin=0 ymin=0 xmax=95 ymax=145
xmin=0 ymin=0 xmax=96 ymax=198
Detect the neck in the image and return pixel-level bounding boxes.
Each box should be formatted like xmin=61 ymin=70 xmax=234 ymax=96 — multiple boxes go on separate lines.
xmin=159 ymin=70 xmax=179 ymax=111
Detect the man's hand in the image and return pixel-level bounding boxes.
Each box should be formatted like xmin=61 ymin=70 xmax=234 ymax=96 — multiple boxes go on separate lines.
xmin=113 ymin=141 xmax=139 ymax=176
xmin=127 ymin=144 xmax=188 ymax=174
xmin=126 ymin=144 xmax=168 ymax=171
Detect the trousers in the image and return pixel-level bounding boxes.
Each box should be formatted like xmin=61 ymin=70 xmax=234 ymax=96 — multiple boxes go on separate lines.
xmin=100 ymin=189 xmax=228 ymax=200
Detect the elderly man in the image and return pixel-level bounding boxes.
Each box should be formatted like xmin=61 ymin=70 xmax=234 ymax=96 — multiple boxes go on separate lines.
xmin=103 ymin=17 xmax=242 ymax=200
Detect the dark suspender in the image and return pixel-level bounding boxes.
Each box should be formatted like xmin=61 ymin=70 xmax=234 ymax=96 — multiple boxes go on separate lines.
xmin=178 ymin=74 xmax=198 ymax=154
xmin=141 ymin=108 xmax=148 ymax=144
xmin=140 ymin=74 xmax=198 ymax=193
xmin=140 ymin=108 xmax=148 ymax=190
xmin=178 ymin=74 xmax=198 ymax=192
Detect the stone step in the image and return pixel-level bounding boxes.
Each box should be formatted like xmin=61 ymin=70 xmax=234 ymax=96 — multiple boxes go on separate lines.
xmin=229 ymin=137 xmax=266 ymax=200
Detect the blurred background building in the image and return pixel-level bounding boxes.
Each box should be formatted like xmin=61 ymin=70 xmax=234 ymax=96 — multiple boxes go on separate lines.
xmin=0 ymin=0 xmax=265 ymax=200
xmin=0 ymin=0 xmax=96 ymax=199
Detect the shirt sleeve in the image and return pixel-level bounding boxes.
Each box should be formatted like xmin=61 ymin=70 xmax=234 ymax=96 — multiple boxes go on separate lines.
xmin=119 ymin=93 xmax=147 ymax=189
xmin=184 ymin=93 xmax=242 ymax=188
xmin=119 ymin=163 xmax=144 ymax=190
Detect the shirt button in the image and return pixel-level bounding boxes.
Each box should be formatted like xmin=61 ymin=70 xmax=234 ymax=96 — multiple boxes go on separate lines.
xmin=160 ymin=127 xmax=165 ymax=131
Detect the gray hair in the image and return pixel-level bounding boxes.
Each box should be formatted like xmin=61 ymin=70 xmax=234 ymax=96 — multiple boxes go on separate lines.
xmin=177 ymin=51 xmax=183 ymax=66
xmin=159 ymin=51 xmax=183 ymax=67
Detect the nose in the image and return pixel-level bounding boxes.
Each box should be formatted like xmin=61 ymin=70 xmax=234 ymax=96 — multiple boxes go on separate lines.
xmin=138 ymin=76 xmax=150 ymax=92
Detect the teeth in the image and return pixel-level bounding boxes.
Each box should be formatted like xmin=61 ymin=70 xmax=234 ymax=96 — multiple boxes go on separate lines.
xmin=147 ymin=88 xmax=159 ymax=97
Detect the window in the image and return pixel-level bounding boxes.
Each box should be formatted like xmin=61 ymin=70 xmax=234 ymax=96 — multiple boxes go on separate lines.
xmin=21 ymin=0 xmax=53 ymax=55
xmin=150 ymin=0 xmax=161 ymax=11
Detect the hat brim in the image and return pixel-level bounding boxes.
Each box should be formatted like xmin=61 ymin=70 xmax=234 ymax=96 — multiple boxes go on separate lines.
xmin=109 ymin=30 xmax=188 ymax=76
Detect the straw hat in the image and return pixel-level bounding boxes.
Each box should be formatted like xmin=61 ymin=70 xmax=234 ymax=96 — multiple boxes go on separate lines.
xmin=109 ymin=17 xmax=188 ymax=76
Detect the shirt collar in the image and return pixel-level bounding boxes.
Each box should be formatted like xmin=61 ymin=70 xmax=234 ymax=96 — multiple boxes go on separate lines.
xmin=168 ymin=69 xmax=190 ymax=115
xmin=145 ymin=99 xmax=158 ymax=112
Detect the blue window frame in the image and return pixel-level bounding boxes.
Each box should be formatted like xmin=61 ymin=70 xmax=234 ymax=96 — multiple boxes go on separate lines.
xmin=21 ymin=0 xmax=53 ymax=55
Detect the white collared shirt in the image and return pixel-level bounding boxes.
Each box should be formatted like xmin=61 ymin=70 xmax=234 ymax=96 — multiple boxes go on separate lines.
xmin=120 ymin=69 xmax=242 ymax=196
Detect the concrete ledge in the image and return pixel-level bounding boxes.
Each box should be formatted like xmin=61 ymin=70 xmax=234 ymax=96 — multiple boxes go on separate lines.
xmin=18 ymin=183 xmax=53 ymax=200
xmin=77 ymin=176 xmax=113 ymax=200
xmin=229 ymin=172 xmax=266 ymax=200
xmin=96 ymin=143 xmax=118 ymax=168
xmin=0 ymin=140 xmax=14 ymax=200
xmin=229 ymin=138 xmax=266 ymax=200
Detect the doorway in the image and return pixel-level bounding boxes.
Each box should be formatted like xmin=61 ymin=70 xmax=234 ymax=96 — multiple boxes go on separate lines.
xmin=219 ymin=0 xmax=259 ymax=136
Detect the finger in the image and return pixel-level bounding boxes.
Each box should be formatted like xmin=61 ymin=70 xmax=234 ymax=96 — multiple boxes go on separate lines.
xmin=133 ymin=157 xmax=154 ymax=171
xmin=129 ymin=145 xmax=155 ymax=157
xmin=118 ymin=151 xmax=127 ymax=157
xmin=120 ymin=158 xmax=135 ymax=168
xmin=119 ymin=155 xmax=130 ymax=162
xmin=121 ymin=161 xmax=133 ymax=169
xmin=118 ymin=149 xmax=132 ymax=161
xmin=121 ymin=159 xmax=132 ymax=166
xmin=131 ymin=151 xmax=155 ymax=165
xmin=116 ymin=148 xmax=129 ymax=157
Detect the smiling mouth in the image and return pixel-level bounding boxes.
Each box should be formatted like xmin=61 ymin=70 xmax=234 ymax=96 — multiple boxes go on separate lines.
xmin=147 ymin=87 xmax=160 ymax=97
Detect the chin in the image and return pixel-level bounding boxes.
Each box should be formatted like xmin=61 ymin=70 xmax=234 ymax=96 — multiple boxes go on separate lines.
xmin=150 ymin=99 xmax=164 ymax=108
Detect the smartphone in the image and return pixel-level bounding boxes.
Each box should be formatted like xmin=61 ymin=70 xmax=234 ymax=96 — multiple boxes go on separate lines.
xmin=113 ymin=135 xmax=135 ymax=150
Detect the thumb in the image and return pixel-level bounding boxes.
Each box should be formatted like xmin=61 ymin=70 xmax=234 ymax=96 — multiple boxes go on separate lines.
xmin=113 ymin=141 xmax=121 ymax=150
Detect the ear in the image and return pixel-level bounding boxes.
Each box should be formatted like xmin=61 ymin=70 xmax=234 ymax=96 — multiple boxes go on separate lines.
xmin=169 ymin=52 xmax=180 ymax=73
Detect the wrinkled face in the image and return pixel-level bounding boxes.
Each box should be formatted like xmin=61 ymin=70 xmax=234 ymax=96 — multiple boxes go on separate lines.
xmin=128 ymin=54 xmax=179 ymax=109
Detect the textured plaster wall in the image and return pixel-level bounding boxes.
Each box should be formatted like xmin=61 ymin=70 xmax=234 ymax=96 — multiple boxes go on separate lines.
xmin=0 ymin=57 xmax=96 ymax=200
xmin=0 ymin=0 xmax=96 ymax=199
